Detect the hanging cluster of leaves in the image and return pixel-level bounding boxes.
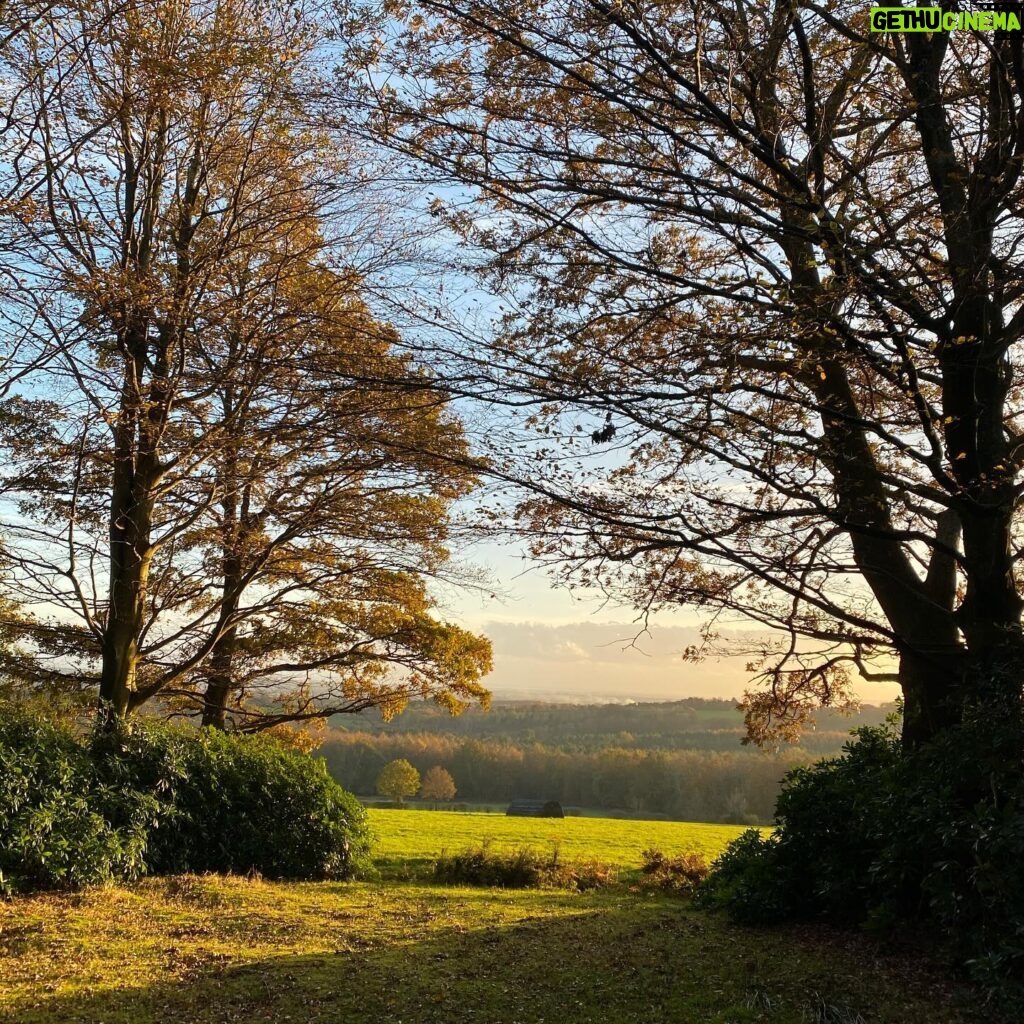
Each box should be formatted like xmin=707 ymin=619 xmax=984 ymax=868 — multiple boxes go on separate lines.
xmin=0 ymin=0 xmax=491 ymax=732
xmin=369 ymin=0 xmax=1024 ymax=745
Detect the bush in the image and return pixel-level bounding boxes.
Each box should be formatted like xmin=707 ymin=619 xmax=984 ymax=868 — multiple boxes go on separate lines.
xmin=435 ymin=843 xmax=545 ymax=887
xmin=0 ymin=702 xmax=370 ymax=893
xmin=701 ymin=710 xmax=1024 ymax=1000
xmin=874 ymin=710 xmax=1024 ymax=994
xmin=639 ymin=848 xmax=710 ymax=896
xmin=93 ymin=722 xmax=370 ymax=881
xmin=0 ymin=704 xmax=152 ymax=895
xmin=700 ymin=722 xmax=904 ymax=925
xmin=696 ymin=829 xmax=788 ymax=924
xmin=433 ymin=840 xmax=615 ymax=890
xmin=774 ymin=723 xmax=903 ymax=922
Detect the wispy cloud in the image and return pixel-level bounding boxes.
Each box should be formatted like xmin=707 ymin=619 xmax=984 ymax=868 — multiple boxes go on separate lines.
xmin=479 ymin=619 xmax=745 ymax=701
xmin=478 ymin=619 xmax=903 ymax=705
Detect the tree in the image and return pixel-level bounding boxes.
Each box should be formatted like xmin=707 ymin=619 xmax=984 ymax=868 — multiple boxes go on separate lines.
xmin=0 ymin=3 xmax=124 ymax=400
xmin=420 ymin=764 xmax=457 ymax=806
xmin=162 ymin=232 xmax=491 ymax=734
xmin=0 ymin=0 xmax=491 ymax=728
xmin=376 ymin=758 xmax=420 ymax=804
xmin=374 ymin=0 xmax=1024 ymax=746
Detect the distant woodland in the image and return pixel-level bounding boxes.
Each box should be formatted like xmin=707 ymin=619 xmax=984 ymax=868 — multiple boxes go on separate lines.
xmin=319 ymin=700 xmax=897 ymax=824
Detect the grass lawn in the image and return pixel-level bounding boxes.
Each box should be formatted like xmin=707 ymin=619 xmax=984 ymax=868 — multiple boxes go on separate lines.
xmin=367 ymin=807 xmax=753 ymax=876
xmin=0 ymin=874 xmax=985 ymax=1024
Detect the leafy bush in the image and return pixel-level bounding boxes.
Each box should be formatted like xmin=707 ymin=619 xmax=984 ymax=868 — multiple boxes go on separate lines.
xmin=0 ymin=702 xmax=370 ymax=893
xmin=773 ymin=723 xmax=903 ymax=922
xmin=92 ymin=722 xmax=370 ymax=881
xmin=701 ymin=709 xmax=1024 ymax=999
xmin=639 ymin=848 xmax=710 ymax=896
xmin=696 ymin=829 xmax=789 ymax=924
xmin=873 ymin=709 xmax=1024 ymax=994
xmin=700 ymin=723 xmax=904 ymax=925
xmin=434 ymin=840 xmax=614 ymax=890
xmin=0 ymin=704 xmax=152 ymax=894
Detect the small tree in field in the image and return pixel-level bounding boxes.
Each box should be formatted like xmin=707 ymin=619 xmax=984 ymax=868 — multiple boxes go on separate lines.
xmin=420 ymin=766 xmax=457 ymax=808
xmin=376 ymin=759 xmax=420 ymax=806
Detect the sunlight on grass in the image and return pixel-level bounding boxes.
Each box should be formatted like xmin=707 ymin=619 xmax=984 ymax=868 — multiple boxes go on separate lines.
xmin=367 ymin=808 xmax=752 ymax=872
xmin=0 ymin=875 xmax=983 ymax=1024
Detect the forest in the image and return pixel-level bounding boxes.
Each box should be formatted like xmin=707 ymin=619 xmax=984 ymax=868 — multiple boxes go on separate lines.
xmin=332 ymin=697 xmax=896 ymax=751
xmin=321 ymin=699 xmax=896 ymax=822
xmin=323 ymin=729 xmax=799 ymax=823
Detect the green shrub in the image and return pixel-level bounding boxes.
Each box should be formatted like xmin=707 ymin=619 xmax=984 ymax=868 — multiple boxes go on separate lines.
xmin=697 ymin=829 xmax=788 ymax=924
xmin=0 ymin=704 xmax=152 ymax=894
xmin=773 ymin=723 xmax=903 ymax=922
xmin=701 ymin=709 xmax=1024 ymax=1000
xmin=873 ymin=709 xmax=1024 ymax=994
xmin=92 ymin=722 xmax=370 ymax=881
xmin=0 ymin=702 xmax=370 ymax=893
xmin=700 ymin=723 xmax=903 ymax=925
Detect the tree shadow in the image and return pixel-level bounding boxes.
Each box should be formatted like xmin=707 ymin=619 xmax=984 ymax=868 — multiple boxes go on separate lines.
xmin=1 ymin=890 xmax=989 ymax=1024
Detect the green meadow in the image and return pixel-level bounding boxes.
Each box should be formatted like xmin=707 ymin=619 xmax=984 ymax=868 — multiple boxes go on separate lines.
xmin=367 ymin=807 xmax=751 ymax=875
xmin=0 ymin=809 xmax=997 ymax=1024
xmin=0 ymin=874 xmax=986 ymax=1024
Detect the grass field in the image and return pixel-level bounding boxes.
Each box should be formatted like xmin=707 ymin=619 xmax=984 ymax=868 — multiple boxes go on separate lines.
xmin=0 ymin=875 xmax=987 ymax=1024
xmin=367 ymin=807 xmax=752 ymax=875
xmin=0 ymin=811 xmax=1000 ymax=1024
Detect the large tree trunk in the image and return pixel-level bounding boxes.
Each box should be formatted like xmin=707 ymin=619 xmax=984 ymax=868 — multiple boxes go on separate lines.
xmin=98 ymin=318 xmax=172 ymax=725
xmin=783 ymin=224 xmax=970 ymax=749
xmin=99 ymin=342 xmax=156 ymax=723
xmin=895 ymin=29 xmax=1024 ymax=740
xmin=780 ymin=122 xmax=1024 ymax=746
xmin=897 ymin=503 xmax=1024 ymax=747
xmin=899 ymin=649 xmax=963 ymax=749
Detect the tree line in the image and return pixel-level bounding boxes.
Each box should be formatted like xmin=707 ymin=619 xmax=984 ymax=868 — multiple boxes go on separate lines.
xmin=338 ymin=698 xmax=897 ymax=754
xmin=320 ymin=729 xmax=810 ymax=824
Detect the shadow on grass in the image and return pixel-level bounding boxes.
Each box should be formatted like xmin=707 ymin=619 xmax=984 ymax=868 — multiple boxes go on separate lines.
xmin=2 ymin=891 xmax=990 ymax=1024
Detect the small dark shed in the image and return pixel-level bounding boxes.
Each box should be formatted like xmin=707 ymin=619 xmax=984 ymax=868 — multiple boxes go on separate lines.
xmin=506 ymin=799 xmax=564 ymax=818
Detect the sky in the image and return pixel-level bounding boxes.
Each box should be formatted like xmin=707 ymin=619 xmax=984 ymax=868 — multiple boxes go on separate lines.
xmin=436 ymin=537 xmax=904 ymax=707
xmin=366 ymin=154 xmax=907 ymax=711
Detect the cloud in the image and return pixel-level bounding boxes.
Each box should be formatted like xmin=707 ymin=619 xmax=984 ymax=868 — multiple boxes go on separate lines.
xmin=476 ymin=619 xmax=903 ymax=705
xmin=477 ymin=619 xmax=747 ymax=701
xmin=483 ymin=620 xmax=705 ymax=663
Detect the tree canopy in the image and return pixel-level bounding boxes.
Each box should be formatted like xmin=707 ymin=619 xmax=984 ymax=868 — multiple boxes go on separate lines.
xmin=419 ymin=764 xmax=457 ymax=803
xmin=0 ymin=0 xmax=491 ymax=730
xmin=372 ymin=0 xmax=1024 ymax=745
xmin=376 ymin=757 xmax=421 ymax=804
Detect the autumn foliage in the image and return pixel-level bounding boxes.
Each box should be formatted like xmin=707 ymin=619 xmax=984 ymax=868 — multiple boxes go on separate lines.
xmin=372 ymin=0 xmax=1024 ymax=748
xmin=0 ymin=0 xmax=491 ymax=729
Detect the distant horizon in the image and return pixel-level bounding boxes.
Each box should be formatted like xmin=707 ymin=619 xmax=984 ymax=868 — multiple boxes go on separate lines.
xmin=441 ymin=539 xmax=903 ymax=708
xmin=443 ymin=611 xmax=904 ymax=708
xmin=403 ymin=689 xmax=901 ymax=711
